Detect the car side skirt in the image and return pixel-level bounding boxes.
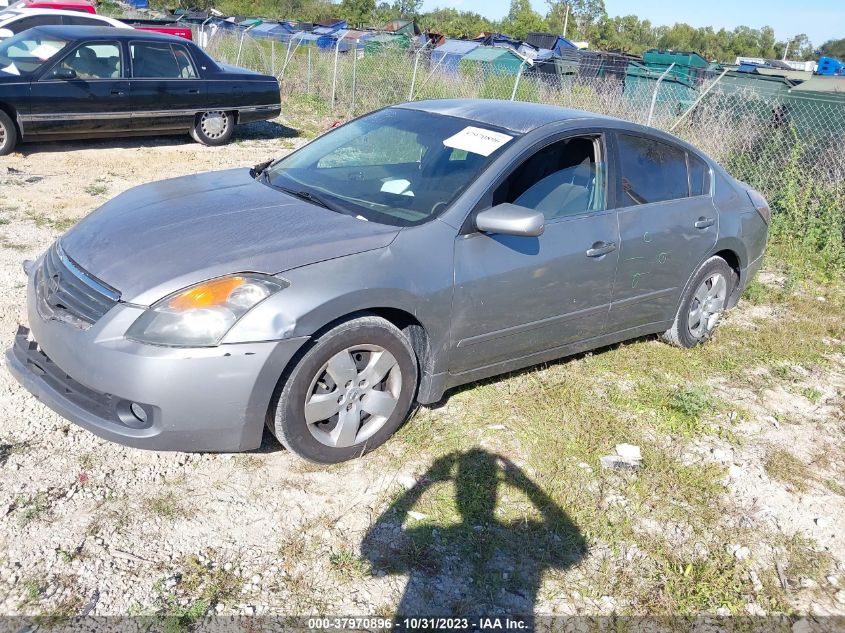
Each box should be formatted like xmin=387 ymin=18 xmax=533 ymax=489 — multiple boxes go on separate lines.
xmin=18 ymin=104 xmax=280 ymax=137
xmin=418 ymin=320 xmax=672 ymax=405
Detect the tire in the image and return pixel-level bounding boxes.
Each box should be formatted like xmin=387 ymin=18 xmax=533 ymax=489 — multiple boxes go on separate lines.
xmin=190 ymin=111 xmax=235 ymax=146
xmin=661 ymin=256 xmax=734 ymax=348
xmin=268 ymin=316 xmax=418 ymax=464
xmin=0 ymin=110 xmax=18 ymax=156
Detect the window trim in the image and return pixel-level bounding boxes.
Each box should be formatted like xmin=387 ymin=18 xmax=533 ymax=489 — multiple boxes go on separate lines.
xmin=129 ymin=40 xmax=200 ymax=80
xmin=462 ymin=129 xmax=613 ymax=234
xmin=685 ymin=150 xmax=713 ymax=199
xmin=612 ymin=130 xmax=698 ymax=209
xmin=38 ymin=38 xmax=124 ymax=81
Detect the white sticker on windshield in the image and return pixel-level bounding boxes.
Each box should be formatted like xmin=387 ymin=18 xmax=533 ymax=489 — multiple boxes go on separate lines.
xmin=1 ymin=63 xmax=20 ymax=76
xmin=443 ymin=126 xmax=513 ymax=157
xmin=30 ymin=43 xmax=61 ymax=61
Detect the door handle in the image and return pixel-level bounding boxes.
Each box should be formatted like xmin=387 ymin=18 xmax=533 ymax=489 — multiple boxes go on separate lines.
xmin=695 ymin=217 xmax=715 ymax=229
xmin=586 ymin=241 xmax=617 ymax=258
xmin=187 ymin=88 xmax=199 ymax=94
xmin=110 ymin=89 xmax=125 ymax=96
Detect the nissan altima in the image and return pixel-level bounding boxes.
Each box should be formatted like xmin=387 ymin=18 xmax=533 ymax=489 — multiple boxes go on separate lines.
xmin=6 ymin=99 xmax=769 ymax=463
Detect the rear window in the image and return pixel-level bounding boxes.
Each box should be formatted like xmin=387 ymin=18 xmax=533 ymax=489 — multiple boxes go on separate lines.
xmin=617 ymin=134 xmax=689 ymax=206
xmin=688 ymin=152 xmax=710 ymax=197
xmin=131 ymin=41 xmax=196 ymax=78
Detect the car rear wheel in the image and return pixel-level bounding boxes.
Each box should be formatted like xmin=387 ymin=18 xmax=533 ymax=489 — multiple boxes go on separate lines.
xmin=661 ymin=256 xmax=733 ymax=348
xmin=190 ymin=110 xmax=234 ymax=146
xmin=0 ymin=110 xmax=18 ymax=156
xmin=268 ymin=316 xmax=418 ymax=463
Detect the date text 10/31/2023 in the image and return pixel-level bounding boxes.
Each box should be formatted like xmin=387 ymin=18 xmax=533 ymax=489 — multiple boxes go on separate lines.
xmin=306 ymin=617 xmax=529 ymax=630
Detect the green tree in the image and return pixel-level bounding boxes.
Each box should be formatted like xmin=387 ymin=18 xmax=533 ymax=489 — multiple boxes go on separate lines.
xmin=392 ymin=0 xmax=422 ymax=18
xmin=339 ymin=0 xmax=376 ymax=26
xmin=819 ymin=38 xmax=845 ymax=59
xmin=501 ymin=0 xmax=548 ymax=39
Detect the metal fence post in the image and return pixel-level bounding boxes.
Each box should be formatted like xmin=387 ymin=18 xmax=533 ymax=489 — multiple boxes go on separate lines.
xmin=330 ymin=38 xmax=342 ymax=112
xmin=646 ymin=62 xmax=675 ymax=126
xmin=307 ymin=47 xmax=311 ymax=94
xmin=351 ymin=41 xmax=358 ymax=115
xmin=669 ymin=68 xmax=729 ymax=132
xmin=409 ymin=48 xmax=422 ymax=101
xmin=236 ymin=24 xmax=256 ymax=66
xmin=511 ymin=62 xmax=526 ymax=101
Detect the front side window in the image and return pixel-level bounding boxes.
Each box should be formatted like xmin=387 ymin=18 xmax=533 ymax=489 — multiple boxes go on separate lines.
xmin=0 ymin=29 xmax=69 ymax=75
xmin=131 ymin=42 xmax=196 ymax=78
xmin=265 ymin=108 xmax=517 ymax=226
xmin=48 ymin=41 xmax=121 ymax=79
xmin=617 ymin=134 xmax=689 ymax=206
xmin=493 ymin=135 xmax=605 ymax=220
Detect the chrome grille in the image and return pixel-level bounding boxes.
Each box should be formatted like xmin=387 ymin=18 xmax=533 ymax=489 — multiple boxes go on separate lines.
xmin=34 ymin=242 xmax=120 ymax=328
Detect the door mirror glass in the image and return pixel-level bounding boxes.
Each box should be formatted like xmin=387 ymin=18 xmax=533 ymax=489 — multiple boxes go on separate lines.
xmin=51 ymin=66 xmax=77 ymax=79
xmin=476 ymin=203 xmax=545 ymax=237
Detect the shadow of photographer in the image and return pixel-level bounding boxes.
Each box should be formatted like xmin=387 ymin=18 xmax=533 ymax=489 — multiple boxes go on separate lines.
xmin=362 ymin=448 xmax=587 ymax=623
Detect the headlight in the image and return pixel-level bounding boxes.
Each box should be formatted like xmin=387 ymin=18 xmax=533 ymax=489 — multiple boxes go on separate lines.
xmin=126 ymin=274 xmax=287 ymax=346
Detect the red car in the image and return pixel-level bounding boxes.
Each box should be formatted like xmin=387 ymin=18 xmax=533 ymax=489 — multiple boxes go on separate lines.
xmin=4 ymin=0 xmax=96 ymax=13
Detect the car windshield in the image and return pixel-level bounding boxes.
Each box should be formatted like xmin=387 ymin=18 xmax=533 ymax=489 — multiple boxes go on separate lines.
xmin=263 ymin=108 xmax=518 ymax=226
xmin=0 ymin=29 xmax=69 ymax=75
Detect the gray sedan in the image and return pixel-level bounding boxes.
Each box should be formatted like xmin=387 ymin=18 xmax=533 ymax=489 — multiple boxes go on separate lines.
xmin=6 ymin=99 xmax=769 ymax=463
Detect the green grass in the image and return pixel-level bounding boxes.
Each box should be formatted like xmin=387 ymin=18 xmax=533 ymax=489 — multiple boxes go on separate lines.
xmin=15 ymin=492 xmax=50 ymax=527
xmin=385 ymin=263 xmax=845 ymax=615
xmin=142 ymin=493 xmax=190 ymax=520
xmin=765 ymin=449 xmax=812 ymax=493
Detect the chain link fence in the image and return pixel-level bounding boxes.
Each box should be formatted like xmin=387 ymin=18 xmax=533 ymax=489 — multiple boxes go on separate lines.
xmin=204 ymin=28 xmax=845 ymax=266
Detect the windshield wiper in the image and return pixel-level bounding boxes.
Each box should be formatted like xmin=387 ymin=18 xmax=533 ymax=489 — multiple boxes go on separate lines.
xmin=277 ymin=186 xmax=343 ymax=213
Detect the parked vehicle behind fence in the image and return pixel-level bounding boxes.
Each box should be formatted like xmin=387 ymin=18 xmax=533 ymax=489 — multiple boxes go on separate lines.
xmin=0 ymin=25 xmax=281 ymax=154
xmin=5 ymin=99 xmax=769 ymax=463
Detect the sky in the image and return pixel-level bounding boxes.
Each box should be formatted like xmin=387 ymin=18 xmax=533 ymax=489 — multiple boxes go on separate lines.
xmin=419 ymin=0 xmax=843 ymax=47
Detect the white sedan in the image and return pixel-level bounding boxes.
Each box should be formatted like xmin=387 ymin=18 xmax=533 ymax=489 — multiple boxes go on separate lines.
xmin=0 ymin=8 xmax=129 ymax=39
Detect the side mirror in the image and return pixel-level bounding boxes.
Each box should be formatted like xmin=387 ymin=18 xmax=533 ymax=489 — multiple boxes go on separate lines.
xmin=52 ymin=67 xmax=77 ymax=80
xmin=0 ymin=28 xmax=13 ymax=39
xmin=475 ymin=203 xmax=545 ymax=237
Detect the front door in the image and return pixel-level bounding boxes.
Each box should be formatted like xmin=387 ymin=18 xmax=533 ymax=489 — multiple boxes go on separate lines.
xmin=606 ymin=132 xmax=718 ymax=331
xmin=28 ymin=40 xmax=130 ymax=136
xmin=129 ymin=40 xmax=206 ymax=132
xmin=450 ymin=134 xmax=619 ymax=374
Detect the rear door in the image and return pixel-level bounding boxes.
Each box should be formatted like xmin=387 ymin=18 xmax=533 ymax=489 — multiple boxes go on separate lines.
xmin=129 ymin=40 xmax=206 ymax=131
xmin=27 ymin=39 xmax=130 ymax=136
xmin=606 ymin=132 xmax=718 ymax=332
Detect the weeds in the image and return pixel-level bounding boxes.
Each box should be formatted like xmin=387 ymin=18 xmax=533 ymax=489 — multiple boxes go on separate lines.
xmin=764 ymin=449 xmax=811 ymax=492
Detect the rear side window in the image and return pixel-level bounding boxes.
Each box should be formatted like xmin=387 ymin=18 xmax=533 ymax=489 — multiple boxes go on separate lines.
xmin=62 ymin=15 xmax=101 ymax=25
xmin=9 ymin=14 xmax=59 ymax=33
xmin=131 ymin=42 xmax=196 ymax=78
xmin=617 ymin=134 xmax=688 ymax=206
xmin=688 ymin=152 xmax=710 ymax=197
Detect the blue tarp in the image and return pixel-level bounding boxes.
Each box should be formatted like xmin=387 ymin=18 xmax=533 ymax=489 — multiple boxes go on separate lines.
xmin=431 ymin=39 xmax=480 ymax=72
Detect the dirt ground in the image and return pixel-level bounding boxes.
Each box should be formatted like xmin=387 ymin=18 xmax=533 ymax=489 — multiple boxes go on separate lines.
xmin=0 ymin=113 xmax=844 ymax=627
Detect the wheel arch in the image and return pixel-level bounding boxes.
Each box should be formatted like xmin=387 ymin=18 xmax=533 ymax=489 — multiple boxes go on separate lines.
xmin=0 ymin=102 xmax=21 ymax=137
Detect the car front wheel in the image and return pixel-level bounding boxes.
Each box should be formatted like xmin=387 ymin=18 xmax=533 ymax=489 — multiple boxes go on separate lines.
xmin=0 ymin=110 xmax=18 ymax=156
xmin=190 ymin=111 xmax=235 ymax=146
xmin=268 ymin=316 xmax=418 ymax=463
xmin=661 ymin=256 xmax=733 ymax=348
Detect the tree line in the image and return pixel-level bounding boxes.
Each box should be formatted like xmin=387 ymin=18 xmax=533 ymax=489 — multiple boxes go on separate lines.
xmin=173 ymin=0 xmax=840 ymax=64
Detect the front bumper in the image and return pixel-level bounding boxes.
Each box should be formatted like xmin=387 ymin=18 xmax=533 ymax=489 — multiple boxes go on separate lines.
xmin=6 ymin=277 xmax=309 ymax=452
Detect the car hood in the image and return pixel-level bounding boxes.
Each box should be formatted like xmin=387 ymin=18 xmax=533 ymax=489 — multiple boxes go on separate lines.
xmin=60 ymin=168 xmax=401 ymax=305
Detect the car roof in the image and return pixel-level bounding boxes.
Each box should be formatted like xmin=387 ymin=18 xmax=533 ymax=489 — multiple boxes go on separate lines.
xmin=1 ymin=7 xmax=115 ymax=18
xmin=25 ymin=23 xmax=185 ymax=41
xmin=396 ymin=99 xmax=616 ymax=134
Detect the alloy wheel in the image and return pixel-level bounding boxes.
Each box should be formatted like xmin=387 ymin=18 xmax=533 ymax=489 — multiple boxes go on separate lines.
xmin=304 ymin=345 xmax=402 ymax=448
xmin=199 ymin=111 xmax=228 ymax=139
xmin=688 ymin=272 xmax=727 ymax=339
